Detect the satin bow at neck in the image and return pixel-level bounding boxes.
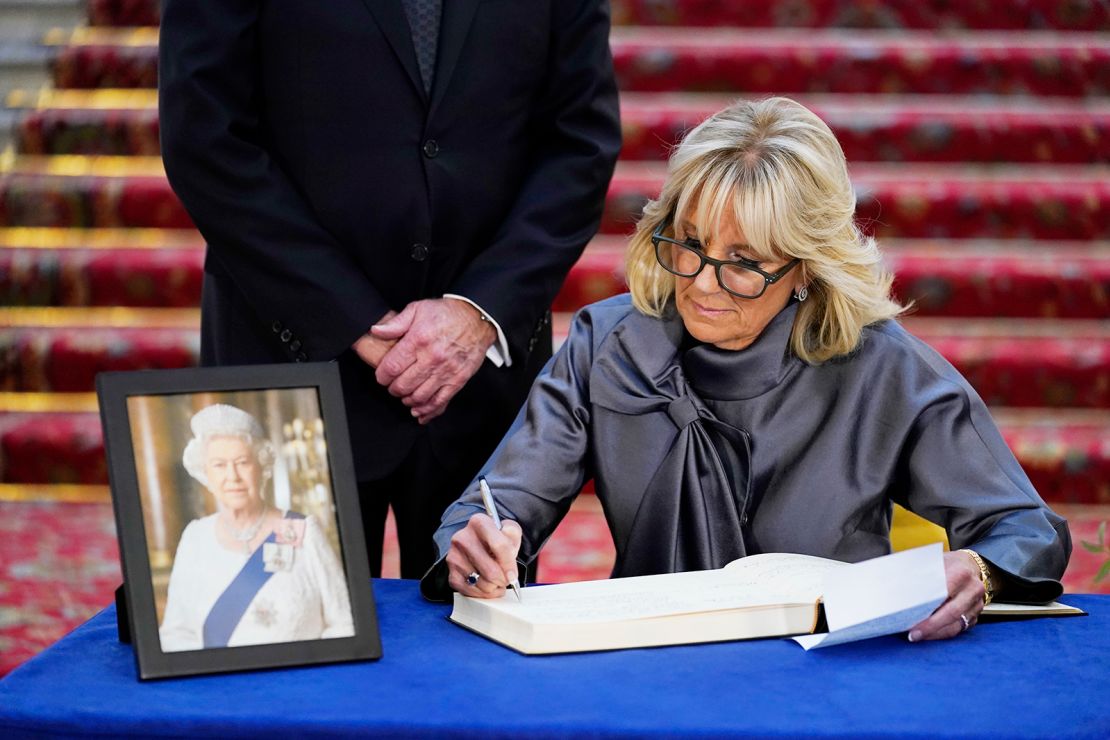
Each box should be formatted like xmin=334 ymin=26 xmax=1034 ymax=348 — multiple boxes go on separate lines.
xmin=590 ymin=305 xmax=779 ymax=577
xmin=682 ymin=301 xmax=802 ymax=401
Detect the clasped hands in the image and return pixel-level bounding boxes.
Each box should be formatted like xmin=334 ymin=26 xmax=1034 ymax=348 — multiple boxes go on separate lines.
xmin=352 ymin=298 xmax=497 ymax=424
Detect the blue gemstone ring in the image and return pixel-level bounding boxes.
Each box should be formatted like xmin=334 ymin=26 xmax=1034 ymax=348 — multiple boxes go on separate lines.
xmin=466 ymin=571 xmax=480 ymax=586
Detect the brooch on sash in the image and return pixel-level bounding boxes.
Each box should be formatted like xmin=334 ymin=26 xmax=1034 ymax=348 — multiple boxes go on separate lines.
xmin=275 ymin=519 xmax=306 ymax=548
xmin=263 ymin=542 xmax=295 ymax=573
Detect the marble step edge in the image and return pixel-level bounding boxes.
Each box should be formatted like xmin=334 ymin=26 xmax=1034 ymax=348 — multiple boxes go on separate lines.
xmin=10 ymin=88 xmax=1110 ymax=116
xmin=1 ymin=227 xmax=1108 ymax=256
xmin=2 ymin=154 xmax=1109 ymax=184
xmin=36 ymin=25 xmax=1110 ymax=48
xmin=0 ymin=306 xmax=1108 ymax=338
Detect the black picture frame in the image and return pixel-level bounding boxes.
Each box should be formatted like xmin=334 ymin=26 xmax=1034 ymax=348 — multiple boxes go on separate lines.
xmin=97 ymin=363 xmax=381 ymax=679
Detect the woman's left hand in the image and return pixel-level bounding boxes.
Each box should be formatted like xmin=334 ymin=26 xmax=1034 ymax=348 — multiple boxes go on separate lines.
xmin=907 ymin=551 xmax=987 ymax=642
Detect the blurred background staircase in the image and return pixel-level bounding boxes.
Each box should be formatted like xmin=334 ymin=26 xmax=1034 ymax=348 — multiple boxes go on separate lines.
xmin=1 ymin=0 xmax=1107 ymax=674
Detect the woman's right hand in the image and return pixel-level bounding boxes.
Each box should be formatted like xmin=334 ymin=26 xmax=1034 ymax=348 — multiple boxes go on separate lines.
xmin=445 ymin=513 xmax=523 ymax=599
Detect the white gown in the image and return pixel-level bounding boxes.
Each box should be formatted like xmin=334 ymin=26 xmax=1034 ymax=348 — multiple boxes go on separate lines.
xmin=159 ymin=512 xmax=355 ymax=652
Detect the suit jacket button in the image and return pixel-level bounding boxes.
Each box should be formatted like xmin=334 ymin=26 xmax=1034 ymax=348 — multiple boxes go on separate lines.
xmin=272 ymin=320 xmax=283 ymax=333
xmin=280 ymin=329 xmax=292 ymax=342
xmin=410 ymin=243 xmax=428 ymax=262
xmin=289 ymin=340 xmax=302 ymax=352
xmin=295 ymin=352 xmax=308 ymax=362
xmin=422 ymin=139 xmax=439 ymax=158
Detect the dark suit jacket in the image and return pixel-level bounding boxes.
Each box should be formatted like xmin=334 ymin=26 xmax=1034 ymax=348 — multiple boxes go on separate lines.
xmin=159 ymin=0 xmax=621 ymax=480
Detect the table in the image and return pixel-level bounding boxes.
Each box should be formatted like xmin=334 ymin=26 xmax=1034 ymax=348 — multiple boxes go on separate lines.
xmin=1 ymin=580 xmax=1107 ymax=738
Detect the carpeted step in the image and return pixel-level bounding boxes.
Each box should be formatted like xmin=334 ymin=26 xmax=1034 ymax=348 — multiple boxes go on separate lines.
xmin=13 ymin=102 xmax=160 ymax=156
xmin=88 ymin=0 xmax=157 ymax=27
xmin=45 ymin=27 xmax=158 ymax=89
xmin=83 ymin=0 xmax=1110 ymax=32
xmin=991 ymin=410 xmax=1110 ymax=505
xmin=12 ymin=91 xmax=1110 ymax=165
xmin=42 ymin=28 xmax=1110 ymax=97
xmin=3 ymin=395 xmax=1105 ymax=502
xmin=906 ymin=319 xmax=1110 ymax=408
xmin=608 ymin=0 xmax=1110 ymax=32
xmin=619 ymin=93 xmax=1110 ymax=164
xmin=609 ymin=28 xmax=1110 ymax=97
xmin=0 ymin=156 xmax=193 ymax=229
xmin=2 ymin=308 xmax=1107 ymax=408
xmin=604 ymin=162 xmax=1109 ymax=239
xmin=3 ymin=157 xmax=1107 ymax=240
xmin=553 ymin=236 xmax=1110 ymax=319
xmin=885 ymin=241 xmax=1110 ymax=319
xmin=0 ymin=308 xmax=199 ymax=392
xmin=0 ymin=228 xmax=204 ymax=307
xmin=3 ymin=230 xmax=1107 ymax=319
xmin=0 ymin=393 xmax=102 ymax=484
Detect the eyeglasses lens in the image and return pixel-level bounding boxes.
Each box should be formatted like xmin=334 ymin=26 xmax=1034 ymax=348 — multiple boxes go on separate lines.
xmin=657 ymin=240 xmax=765 ymax=298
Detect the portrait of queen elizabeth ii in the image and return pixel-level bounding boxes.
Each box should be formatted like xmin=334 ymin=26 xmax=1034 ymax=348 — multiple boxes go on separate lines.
xmin=157 ymin=403 xmax=355 ymax=652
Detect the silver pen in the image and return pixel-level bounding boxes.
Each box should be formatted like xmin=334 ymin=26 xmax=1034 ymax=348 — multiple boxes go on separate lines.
xmin=479 ymin=477 xmax=523 ymax=602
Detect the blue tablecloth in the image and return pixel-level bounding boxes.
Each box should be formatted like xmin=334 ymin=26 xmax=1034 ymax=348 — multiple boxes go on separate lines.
xmin=1 ymin=580 xmax=1107 ymax=739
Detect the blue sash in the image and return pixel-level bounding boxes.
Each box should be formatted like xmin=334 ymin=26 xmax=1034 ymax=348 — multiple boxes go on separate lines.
xmin=202 ymin=511 xmax=305 ymax=648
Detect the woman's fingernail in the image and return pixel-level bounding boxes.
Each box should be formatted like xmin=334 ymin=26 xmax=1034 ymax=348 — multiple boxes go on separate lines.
xmin=908 ymin=630 xmax=921 ymax=642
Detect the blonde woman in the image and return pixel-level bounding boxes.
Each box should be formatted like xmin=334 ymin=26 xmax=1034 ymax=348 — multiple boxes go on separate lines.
xmin=424 ymin=98 xmax=1070 ymax=642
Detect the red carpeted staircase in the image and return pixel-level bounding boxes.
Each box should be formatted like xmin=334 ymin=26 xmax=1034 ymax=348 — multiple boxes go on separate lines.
xmin=1 ymin=0 xmax=1108 ymax=675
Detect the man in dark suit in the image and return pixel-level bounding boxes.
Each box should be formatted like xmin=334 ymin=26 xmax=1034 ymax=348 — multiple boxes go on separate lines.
xmin=158 ymin=0 xmax=621 ymax=577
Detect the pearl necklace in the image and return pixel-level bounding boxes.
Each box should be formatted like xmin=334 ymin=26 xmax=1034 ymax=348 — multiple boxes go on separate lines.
xmin=220 ymin=507 xmax=269 ymax=553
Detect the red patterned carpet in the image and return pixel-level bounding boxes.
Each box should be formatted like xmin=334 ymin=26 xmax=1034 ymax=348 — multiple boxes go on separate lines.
xmin=0 ymin=501 xmax=120 ymax=675
xmin=2 ymin=498 xmax=1107 ymax=677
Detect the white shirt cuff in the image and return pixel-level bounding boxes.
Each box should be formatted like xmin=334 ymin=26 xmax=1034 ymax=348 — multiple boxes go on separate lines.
xmin=442 ymin=294 xmax=512 ymax=368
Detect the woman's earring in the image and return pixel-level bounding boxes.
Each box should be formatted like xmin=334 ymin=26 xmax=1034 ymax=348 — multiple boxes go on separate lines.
xmin=795 ymin=286 xmax=808 ymax=302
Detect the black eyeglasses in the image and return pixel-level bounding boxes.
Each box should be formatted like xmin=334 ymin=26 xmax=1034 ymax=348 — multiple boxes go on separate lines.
xmin=651 ymin=220 xmax=800 ymax=299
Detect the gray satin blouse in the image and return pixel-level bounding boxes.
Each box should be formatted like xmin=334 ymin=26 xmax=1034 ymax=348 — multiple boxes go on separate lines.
xmin=423 ymin=295 xmax=1070 ymax=602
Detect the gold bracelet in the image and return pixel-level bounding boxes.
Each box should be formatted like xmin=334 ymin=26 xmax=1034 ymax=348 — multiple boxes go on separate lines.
xmin=959 ymin=548 xmax=994 ymax=605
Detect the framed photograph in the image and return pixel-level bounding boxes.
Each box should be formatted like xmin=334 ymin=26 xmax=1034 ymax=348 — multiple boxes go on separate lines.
xmin=97 ymin=362 xmax=381 ymax=679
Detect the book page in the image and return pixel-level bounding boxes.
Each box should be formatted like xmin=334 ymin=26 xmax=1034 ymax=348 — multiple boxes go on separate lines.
xmin=722 ymin=552 xmax=845 ymax=603
xmin=469 ymin=563 xmax=821 ymax=625
xmin=982 ymin=600 xmax=1086 ymax=617
xmin=792 ymin=543 xmax=947 ymax=650
xmin=793 ymin=602 xmax=939 ymax=650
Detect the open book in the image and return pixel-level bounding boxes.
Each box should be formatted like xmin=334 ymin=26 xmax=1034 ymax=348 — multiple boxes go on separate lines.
xmin=449 ymin=544 xmax=1083 ymax=654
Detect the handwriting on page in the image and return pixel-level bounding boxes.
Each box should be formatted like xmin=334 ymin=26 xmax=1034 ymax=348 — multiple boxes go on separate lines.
xmin=484 ymin=564 xmax=821 ymax=624
xmin=723 ymin=553 xmax=844 ymax=602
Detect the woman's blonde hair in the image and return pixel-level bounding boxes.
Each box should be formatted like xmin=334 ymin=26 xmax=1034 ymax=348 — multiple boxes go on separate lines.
xmin=625 ymin=96 xmax=904 ymax=363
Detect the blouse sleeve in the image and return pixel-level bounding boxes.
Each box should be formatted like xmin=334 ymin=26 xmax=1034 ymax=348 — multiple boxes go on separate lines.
xmin=420 ymin=307 xmax=601 ymax=600
xmin=158 ymin=521 xmax=204 ymax=652
xmin=895 ymin=382 xmax=1072 ymax=602
xmin=302 ymin=516 xmax=355 ymax=639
